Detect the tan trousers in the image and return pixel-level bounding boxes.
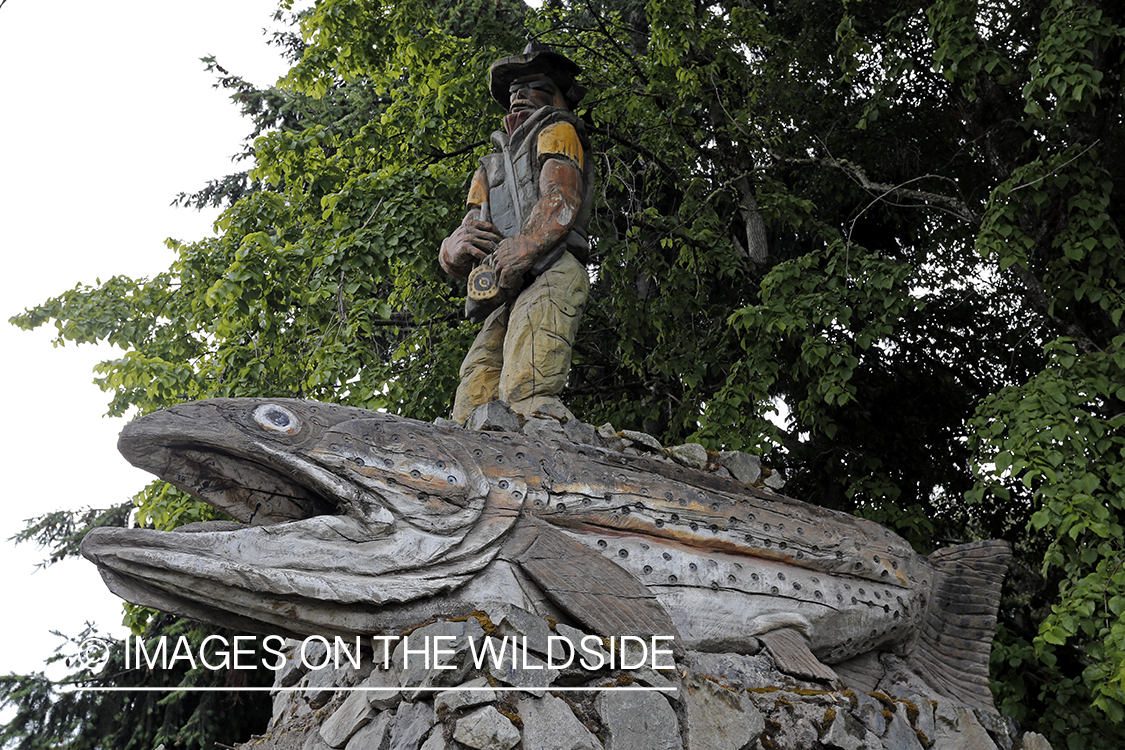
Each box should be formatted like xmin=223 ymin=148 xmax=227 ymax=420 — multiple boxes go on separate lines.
xmin=452 ymin=251 xmax=589 ymax=422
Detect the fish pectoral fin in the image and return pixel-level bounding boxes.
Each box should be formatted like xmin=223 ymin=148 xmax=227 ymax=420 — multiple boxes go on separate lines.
xmin=758 ymin=627 xmax=838 ymax=684
xmin=505 ymin=520 xmax=681 ymax=646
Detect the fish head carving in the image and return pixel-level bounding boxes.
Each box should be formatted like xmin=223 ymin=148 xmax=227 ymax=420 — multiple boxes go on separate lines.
xmin=116 ymin=398 xmax=494 ymax=533
xmin=89 ymin=398 xmax=526 ymax=634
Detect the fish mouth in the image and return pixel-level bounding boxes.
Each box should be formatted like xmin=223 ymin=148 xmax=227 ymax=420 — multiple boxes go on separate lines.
xmin=131 ymin=440 xmax=337 ymax=526
xmin=122 ymin=434 xmax=342 ymax=528
xmin=113 ymin=400 xmax=367 ymax=527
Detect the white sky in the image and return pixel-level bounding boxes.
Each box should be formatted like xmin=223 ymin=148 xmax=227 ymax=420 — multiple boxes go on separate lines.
xmin=0 ymin=1 xmax=296 ymax=680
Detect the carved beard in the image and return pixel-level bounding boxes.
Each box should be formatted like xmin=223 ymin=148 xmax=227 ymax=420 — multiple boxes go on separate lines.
xmin=504 ymin=109 xmax=534 ymax=134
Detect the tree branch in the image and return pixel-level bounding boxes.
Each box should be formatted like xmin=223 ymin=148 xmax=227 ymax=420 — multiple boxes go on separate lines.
xmin=365 ymin=312 xmax=460 ymax=330
xmin=426 ymin=140 xmax=487 ymax=162
xmin=773 ymin=154 xmax=980 ymax=225
xmin=598 ymin=127 xmax=678 ymax=177
xmin=583 ymin=0 xmax=649 ymax=85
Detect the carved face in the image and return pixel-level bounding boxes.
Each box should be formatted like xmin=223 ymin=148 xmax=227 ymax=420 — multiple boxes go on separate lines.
xmin=509 ymin=75 xmax=565 ymax=113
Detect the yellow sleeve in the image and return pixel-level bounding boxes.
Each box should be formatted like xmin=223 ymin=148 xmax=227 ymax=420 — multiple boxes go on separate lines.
xmin=537 ymin=122 xmax=584 ymax=171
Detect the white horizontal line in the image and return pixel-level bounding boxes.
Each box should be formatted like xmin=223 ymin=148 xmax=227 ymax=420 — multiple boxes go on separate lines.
xmin=67 ymin=685 xmax=677 ymax=693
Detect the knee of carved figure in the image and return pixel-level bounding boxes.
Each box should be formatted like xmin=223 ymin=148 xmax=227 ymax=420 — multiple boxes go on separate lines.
xmin=458 ymin=366 xmax=501 ymax=400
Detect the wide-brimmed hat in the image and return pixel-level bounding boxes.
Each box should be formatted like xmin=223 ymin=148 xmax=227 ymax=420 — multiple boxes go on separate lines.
xmin=489 ymin=42 xmax=587 ymax=109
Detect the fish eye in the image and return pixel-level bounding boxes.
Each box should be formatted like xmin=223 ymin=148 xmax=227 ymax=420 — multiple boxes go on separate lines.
xmin=253 ymin=404 xmax=301 ymax=436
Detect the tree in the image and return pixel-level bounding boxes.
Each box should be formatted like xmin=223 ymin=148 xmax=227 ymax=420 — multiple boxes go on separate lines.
xmin=0 ymin=618 xmax=272 ymax=750
xmin=8 ymin=1 xmax=1124 ymax=747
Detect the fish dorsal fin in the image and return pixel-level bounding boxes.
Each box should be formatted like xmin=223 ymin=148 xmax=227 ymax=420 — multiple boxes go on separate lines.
xmin=505 ymin=520 xmax=681 ymax=645
xmin=758 ymin=627 xmax=839 ymax=683
xmin=909 ymin=539 xmax=1012 ymax=714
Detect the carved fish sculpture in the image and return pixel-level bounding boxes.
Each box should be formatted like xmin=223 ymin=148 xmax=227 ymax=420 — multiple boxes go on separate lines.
xmin=81 ymin=398 xmax=1009 ymax=711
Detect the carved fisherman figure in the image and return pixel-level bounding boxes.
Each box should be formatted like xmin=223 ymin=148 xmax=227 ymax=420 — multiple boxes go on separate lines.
xmin=439 ymin=43 xmax=594 ymax=423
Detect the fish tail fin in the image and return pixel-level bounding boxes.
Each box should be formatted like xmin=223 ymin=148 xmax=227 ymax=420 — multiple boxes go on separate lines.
xmin=910 ymin=539 xmax=1012 ymax=713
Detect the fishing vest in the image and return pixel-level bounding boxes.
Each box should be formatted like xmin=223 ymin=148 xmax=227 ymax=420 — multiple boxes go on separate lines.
xmin=480 ymin=107 xmax=594 ymax=272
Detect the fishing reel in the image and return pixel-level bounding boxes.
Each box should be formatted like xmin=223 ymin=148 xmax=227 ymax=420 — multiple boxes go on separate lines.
xmin=468 ymin=257 xmax=499 ymax=301
xmin=465 ymin=255 xmax=503 ymax=322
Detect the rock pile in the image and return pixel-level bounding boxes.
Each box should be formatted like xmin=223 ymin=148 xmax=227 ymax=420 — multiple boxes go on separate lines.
xmin=240 ymin=606 xmax=1050 ymax=750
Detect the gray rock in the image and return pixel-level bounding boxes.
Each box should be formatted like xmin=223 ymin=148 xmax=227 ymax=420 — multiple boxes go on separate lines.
xmin=344 ymin=711 xmax=392 ymax=750
xmin=681 ymin=672 xmax=762 ymax=750
xmin=853 ymin=692 xmax=887 ymax=736
xmin=393 ymin=619 xmax=484 ymax=695
xmin=718 ymin=451 xmax=761 ymax=484
xmin=599 ymin=435 xmax=629 ymax=452
xmin=1020 ymin=733 xmax=1053 ymax=750
xmin=466 ymin=401 xmax=520 ymax=432
xmin=596 ymin=423 xmax=618 ymax=440
xmin=822 ymin=710 xmax=880 ymax=750
xmin=619 ymin=429 xmax=664 ymax=453
xmin=269 ymin=688 xmax=295 ymax=729
xmin=617 ymin=635 xmax=655 ymax=670
xmin=275 ymin=639 xmax=309 ymax=688
xmin=522 ymin=415 xmax=567 ymax=440
xmin=300 ymin=637 xmax=329 ymax=666
xmin=528 ymin=400 xmax=574 ymax=421
xmin=684 ymin=651 xmax=779 ymax=691
xmin=388 ymin=701 xmax=435 ymax=750
xmin=433 ymin=417 xmax=463 ymax=430
xmin=304 ymin=644 xmax=343 ymax=709
xmin=551 ymin=623 xmax=610 ymax=667
xmin=627 ymin=667 xmax=677 ymax=691
xmin=884 ymin=708 xmax=924 ymax=750
xmin=434 ymin=677 xmax=495 ymax=715
xmin=564 ymin=419 xmax=599 ymax=446
xmin=370 ymin=636 xmax=399 ymax=667
xmin=973 ymin=708 xmax=1016 ymax=750
xmin=908 ymin=694 xmax=936 ymax=745
xmin=485 ymin=602 xmax=554 ymax=657
xmin=418 ymin=728 xmax=445 ymax=750
xmin=486 ymin=640 xmax=558 ymax=691
xmin=667 ymin=443 xmax=709 ymax=470
xmin=931 ymin=703 xmax=999 ymax=750
xmin=361 ymin=666 xmax=402 ymax=710
xmin=519 ymin=693 xmax=603 ymax=750
xmin=320 ymin=690 xmax=378 ymax=748
xmin=337 ymin=648 xmax=376 ymax=688
xmin=304 ymin=678 xmax=338 ymax=710
xmin=763 ymin=468 xmax=785 ymax=490
xmin=304 ymin=730 xmax=336 ymax=750
xmin=776 ymin=716 xmax=827 ymax=750
xmin=452 ymin=706 xmax=520 ymax=750
xmin=595 ymin=690 xmax=680 ymax=750
xmin=263 ymin=626 xmax=1034 ymax=750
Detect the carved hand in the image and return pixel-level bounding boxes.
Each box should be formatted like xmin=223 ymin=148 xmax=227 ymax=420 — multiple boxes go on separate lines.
xmin=494 ymin=235 xmax=537 ymax=292
xmin=439 ymin=215 xmax=503 ymax=280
